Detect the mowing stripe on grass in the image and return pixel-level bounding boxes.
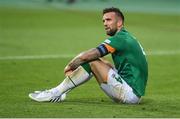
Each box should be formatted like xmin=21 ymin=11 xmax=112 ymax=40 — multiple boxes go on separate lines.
xmin=0 ymin=50 xmax=180 ymax=60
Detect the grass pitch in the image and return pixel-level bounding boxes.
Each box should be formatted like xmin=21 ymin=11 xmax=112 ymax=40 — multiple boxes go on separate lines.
xmin=0 ymin=7 xmax=180 ymax=117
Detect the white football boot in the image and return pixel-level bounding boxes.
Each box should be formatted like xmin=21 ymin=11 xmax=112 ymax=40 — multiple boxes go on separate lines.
xmin=29 ymin=89 xmax=66 ymax=102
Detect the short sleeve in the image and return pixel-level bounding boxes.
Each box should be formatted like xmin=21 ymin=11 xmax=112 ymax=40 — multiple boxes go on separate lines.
xmin=103 ymin=33 xmax=126 ymax=51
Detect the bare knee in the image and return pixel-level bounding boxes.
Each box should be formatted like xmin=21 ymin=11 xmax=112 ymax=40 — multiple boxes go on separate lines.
xmin=89 ymin=60 xmax=112 ymax=70
xmin=89 ymin=60 xmax=101 ymax=71
xmin=89 ymin=60 xmax=105 ymax=73
xmin=89 ymin=60 xmax=111 ymax=82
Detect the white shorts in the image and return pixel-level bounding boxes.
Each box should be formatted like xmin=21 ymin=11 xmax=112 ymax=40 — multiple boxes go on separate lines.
xmin=100 ymin=69 xmax=140 ymax=104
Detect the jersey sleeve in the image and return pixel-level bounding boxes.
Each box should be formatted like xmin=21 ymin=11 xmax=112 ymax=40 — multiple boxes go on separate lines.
xmin=96 ymin=33 xmax=126 ymax=57
xmin=103 ymin=33 xmax=126 ymax=52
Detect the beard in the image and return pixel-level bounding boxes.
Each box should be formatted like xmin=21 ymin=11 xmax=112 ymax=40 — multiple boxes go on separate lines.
xmin=106 ymin=28 xmax=118 ymax=36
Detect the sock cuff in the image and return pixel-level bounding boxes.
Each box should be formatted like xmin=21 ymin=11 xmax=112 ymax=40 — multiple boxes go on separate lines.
xmin=67 ymin=76 xmax=77 ymax=87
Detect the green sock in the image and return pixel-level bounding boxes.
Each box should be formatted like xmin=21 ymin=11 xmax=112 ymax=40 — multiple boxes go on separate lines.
xmin=81 ymin=63 xmax=92 ymax=75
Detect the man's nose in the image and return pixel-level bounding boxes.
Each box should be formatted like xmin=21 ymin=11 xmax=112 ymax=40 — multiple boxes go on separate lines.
xmin=104 ymin=21 xmax=107 ymax=26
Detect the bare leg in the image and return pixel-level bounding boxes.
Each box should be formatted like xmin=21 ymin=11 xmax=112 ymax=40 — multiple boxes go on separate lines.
xmin=89 ymin=60 xmax=112 ymax=84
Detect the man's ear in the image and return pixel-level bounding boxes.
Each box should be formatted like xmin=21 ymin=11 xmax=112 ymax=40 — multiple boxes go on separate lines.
xmin=117 ymin=20 xmax=123 ymax=28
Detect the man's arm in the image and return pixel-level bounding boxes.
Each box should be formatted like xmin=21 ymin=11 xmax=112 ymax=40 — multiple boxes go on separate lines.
xmin=64 ymin=48 xmax=101 ymax=74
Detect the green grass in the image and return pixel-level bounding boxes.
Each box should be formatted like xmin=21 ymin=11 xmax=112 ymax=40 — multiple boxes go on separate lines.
xmin=0 ymin=7 xmax=180 ymax=117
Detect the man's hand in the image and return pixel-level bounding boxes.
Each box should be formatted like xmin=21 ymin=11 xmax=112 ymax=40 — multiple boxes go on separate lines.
xmin=64 ymin=65 xmax=73 ymax=76
xmin=64 ymin=65 xmax=71 ymax=73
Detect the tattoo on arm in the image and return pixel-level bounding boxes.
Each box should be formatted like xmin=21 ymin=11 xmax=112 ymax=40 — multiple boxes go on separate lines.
xmin=67 ymin=48 xmax=101 ymax=70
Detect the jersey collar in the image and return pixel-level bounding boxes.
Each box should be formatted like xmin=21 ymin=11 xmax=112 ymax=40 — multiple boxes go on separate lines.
xmin=115 ymin=27 xmax=125 ymax=35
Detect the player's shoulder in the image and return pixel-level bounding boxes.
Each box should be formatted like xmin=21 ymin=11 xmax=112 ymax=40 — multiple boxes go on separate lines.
xmin=109 ymin=27 xmax=129 ymax=41
xmin=117 ymin=27 xmax=137 ymax=41
xmin=117 ymin=27 xmax=130 ymax=37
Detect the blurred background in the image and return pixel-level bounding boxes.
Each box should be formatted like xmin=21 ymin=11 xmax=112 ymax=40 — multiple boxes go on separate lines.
xmin=0 ymin=0 xmax=180 ymax=14
xmin=0 ymin=0 xmax=180 ymax=56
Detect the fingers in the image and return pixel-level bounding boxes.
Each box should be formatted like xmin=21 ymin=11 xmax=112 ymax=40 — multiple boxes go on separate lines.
xmin=64 ymin=65 xmax=71 ymax=73
xmin=64 ymin=65 xmax=73 ymax=76
xmin=65 ymin=70 xmax=73 ymax=76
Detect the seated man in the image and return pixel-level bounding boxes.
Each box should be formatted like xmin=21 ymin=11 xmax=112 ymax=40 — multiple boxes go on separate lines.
xmin=29 ymin=7 xmax=148 ymax=104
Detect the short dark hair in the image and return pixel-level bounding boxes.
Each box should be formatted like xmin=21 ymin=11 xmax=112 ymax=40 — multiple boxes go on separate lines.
xmin=103 ymin=7 xmax=124 ymax=22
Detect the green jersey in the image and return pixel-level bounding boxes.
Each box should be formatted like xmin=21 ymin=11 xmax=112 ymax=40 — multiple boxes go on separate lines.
xmin=103 ymin=27 xmax=148 ymax=97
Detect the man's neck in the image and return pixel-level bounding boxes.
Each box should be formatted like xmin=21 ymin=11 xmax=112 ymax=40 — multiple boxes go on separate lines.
xmin=116 ymin=26 xmax=124 ymax=34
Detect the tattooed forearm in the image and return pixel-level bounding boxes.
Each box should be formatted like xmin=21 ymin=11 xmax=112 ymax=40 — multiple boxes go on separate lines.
xmin=68 ymin=56 xmax=84 ymax=70
xmin=67 ymin=48 xmax=101 ymax=70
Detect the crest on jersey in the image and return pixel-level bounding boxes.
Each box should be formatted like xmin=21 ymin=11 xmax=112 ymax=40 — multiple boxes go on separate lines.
xmin=104 ymin=39 xmax=111 ymax=44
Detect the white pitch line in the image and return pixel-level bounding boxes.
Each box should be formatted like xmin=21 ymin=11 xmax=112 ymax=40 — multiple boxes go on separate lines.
xmin=146 ymin=50 xmax=180 ymax=55
xmin=0 ymin=54 xmax=75 ymax=60
xmin=0 ymin=50 xmax=180 ymax=60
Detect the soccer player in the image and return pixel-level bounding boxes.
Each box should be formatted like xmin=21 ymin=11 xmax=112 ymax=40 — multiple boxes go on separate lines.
xmin=29 ymin=7 xmax=148 ymax=104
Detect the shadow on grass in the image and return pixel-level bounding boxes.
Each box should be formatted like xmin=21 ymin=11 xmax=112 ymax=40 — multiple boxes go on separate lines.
xmin=58 ymin=97 xmax=155 ymax=106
